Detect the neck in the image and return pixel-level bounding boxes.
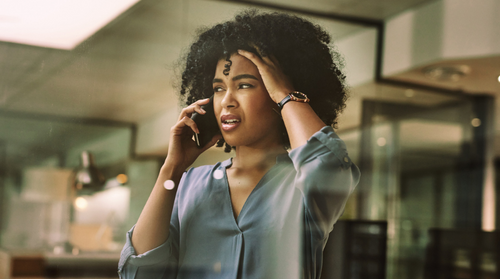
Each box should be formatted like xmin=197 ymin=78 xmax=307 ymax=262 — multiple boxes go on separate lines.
xmin=231 ymin=144 xmax=287 ymax=171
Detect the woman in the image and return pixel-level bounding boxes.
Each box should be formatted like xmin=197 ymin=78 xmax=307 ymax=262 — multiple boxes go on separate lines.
xmin=119 ymin=10 xmax=360 ymax=279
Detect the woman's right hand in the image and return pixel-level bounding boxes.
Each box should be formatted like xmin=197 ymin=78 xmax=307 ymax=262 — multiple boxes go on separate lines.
xmin=133 ymin=100 xmax=221 ymax=254
xmin=163 ymin=98 xmax=222 ymax=172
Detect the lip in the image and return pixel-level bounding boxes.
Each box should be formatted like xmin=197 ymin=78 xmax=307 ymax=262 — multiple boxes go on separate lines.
xmin=220 ymin=114 xmax=241 ymax=132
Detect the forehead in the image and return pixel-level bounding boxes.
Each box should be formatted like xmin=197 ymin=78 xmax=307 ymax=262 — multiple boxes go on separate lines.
xmin=214 ymin=54 xmax=259 ymax=77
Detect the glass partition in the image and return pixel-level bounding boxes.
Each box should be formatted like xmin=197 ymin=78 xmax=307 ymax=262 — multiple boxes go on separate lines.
xmin=0 ymin=113 xmax=133 ymax=254
xmin=337 ymin=83 xmax=495 ymax=279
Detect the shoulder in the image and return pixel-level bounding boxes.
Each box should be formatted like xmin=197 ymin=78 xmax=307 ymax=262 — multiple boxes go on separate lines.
xmin=175 ymin=159 xmax=230 ymax=215
xmin=178 ymin=159 xmax=230 ymax=193
xmin=181 ymin=163 xmax=218 ymax=186
xmin=289 ymin=126 xmax=353 ymax=170
xmin=185 ymin=163 xmax=218 ymax=179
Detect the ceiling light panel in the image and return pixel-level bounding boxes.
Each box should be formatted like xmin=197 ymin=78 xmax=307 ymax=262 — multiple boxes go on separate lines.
xmin=0 ymin=0 xmax=140 ymax=50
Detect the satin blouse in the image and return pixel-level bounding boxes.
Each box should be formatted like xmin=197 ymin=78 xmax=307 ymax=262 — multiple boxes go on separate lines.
xmin=118 ymin=126 xmax=360 ymax=279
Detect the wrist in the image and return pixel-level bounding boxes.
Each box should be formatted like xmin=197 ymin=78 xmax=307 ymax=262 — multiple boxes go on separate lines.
xmin=271 ymin=90 xmax=291 ymax=104
xmin=159 ymin=162 xmax=185 ymax=181
xmin=277 ymin=91 xmax=310 ymax=110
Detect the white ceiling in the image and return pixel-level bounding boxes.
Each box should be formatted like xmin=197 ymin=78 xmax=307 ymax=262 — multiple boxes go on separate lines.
xmin=0 ymin=0 xmax=439 ymax=124
xmin=390 ymin=56 xmax=500 ymax=95
xmin=248 ymin=0 xmax=437 ymax=20
xmin=0 ymin=0 xmax=140 ymax=49
xmin=2 ymin=0 xmax=498 ymax=168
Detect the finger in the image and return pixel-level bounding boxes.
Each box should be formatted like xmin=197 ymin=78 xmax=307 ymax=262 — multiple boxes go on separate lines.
xmin=249 ymin=43 xmax=265 ymax=58
xmin=183 ymin=116 xmax=200 ymax=134
xmin=192 ymin=98 xmax=210 ymax=115
xmin=178 ymin=102 xmax=208 ymax=121
xmin=248 ymin=45 xmax=275 ymax=65
xmin=269 ymin=55 xmax=280 ymax=67
xmin=195 ymin=98 xmax=210 ymax=105
xmin=260 ymin=55 xmax=274 ymax=66
xmin=174 ymin=116 xmax=199 ymax=134
xmin=178 ymin=107 xmax=191 ymax=121
xmin=193 ymin=104 xmax=206 ymax=115
xmin=237 ymin=49 xmax=265 ymax=68
xmin=171 ymin=118 xmax=191 ymax=136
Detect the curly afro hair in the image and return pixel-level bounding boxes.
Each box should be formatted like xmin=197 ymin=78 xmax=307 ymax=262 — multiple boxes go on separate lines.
xmin=178 ymin=10 xmax=349 ymax=151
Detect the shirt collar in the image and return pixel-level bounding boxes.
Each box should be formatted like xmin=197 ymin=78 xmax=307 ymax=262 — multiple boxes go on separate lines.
xmin=219 ymin=153 xmax=291 ymax=169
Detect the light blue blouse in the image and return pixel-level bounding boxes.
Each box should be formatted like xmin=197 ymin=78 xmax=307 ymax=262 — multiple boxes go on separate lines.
xmin=118 ymin=126 xmax=360 ymax=279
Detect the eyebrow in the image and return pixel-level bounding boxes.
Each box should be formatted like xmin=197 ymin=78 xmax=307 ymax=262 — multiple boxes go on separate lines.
xmin=213 ymin=74 xmax=258 ymax=83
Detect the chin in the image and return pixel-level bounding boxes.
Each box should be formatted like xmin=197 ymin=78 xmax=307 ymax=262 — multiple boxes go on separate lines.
xmin=220 ymin=131 xmax=250 ymax=147
xmin=223 ymin=134 xmax=282 ymax=149
xmin=221 ymin=135 xmax=242 ymax=148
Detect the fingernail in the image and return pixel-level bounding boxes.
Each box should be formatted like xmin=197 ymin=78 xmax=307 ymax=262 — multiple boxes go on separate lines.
xmin=201 ymin=109 xmax=206 ymax=113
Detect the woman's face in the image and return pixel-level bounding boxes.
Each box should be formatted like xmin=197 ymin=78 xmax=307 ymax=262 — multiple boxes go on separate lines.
xmin=213 ymin=53 xmax=282 ymax=149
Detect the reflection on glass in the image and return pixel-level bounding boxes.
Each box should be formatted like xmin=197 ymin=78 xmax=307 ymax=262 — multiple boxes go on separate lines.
xmin=74 ymin=197 xmax=88 ymax=211
xmin=339 ymin=84 xmax=496 ymax=279
xmin=0 ymin=115 xmax=132 ymax=255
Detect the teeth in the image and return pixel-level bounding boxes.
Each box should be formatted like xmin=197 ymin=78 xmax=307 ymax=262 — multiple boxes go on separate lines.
xmin=224 ymin=119 xmax=240 ymax=124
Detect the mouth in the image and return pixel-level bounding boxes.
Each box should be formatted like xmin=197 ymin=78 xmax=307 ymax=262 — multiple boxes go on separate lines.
xmin=221 ymin=115 xmax=241 ymax=131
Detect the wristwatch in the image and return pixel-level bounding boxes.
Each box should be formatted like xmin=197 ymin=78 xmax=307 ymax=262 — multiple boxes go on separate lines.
xmin=277 ymin=91 xmax=310 ymax=110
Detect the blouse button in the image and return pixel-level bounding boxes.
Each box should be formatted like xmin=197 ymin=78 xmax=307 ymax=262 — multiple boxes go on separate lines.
xmin=343 ymin=157 xmax=349 ymax=163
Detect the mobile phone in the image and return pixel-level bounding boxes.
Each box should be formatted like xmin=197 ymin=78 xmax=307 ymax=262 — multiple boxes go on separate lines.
xmin=190 ymin=96 xmax=221 ymax=148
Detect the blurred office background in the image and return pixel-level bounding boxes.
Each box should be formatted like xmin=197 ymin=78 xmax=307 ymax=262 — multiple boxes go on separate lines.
xmin=0 ymin=0 xmax=499 ymax=278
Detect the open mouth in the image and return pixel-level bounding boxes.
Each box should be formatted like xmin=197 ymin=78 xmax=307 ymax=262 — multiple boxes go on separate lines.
xmin=221 ymin=115 xmax=241 ymax=131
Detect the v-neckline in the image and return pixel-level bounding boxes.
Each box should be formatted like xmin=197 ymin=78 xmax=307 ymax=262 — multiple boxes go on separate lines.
xmin=223 ymin=158 xmax=276 ymax=226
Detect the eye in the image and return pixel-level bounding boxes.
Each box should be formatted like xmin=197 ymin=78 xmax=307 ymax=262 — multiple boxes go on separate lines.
xmin=238 ymin=83 xmax=254 ymax=89
xmin=213 ymin=86 xmax=225 ymax=92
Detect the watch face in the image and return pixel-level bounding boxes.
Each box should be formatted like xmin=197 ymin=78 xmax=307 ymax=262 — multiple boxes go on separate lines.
xmin=291 ymin=92 xmax=306 ymax=100
xmin=290 ymin=92 xmax=309 ymax=103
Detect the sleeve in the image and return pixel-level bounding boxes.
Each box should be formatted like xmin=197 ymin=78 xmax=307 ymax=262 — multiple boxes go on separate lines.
xmin=117 ymin=178 xmax=183 ymax=279
xmin=288 ymin=126 xmax=360 ymax=239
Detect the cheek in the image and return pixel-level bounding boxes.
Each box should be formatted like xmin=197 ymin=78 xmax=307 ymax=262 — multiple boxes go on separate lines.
xmin=213 ymin=97 xmax=222 ymax=114
xmin=248 ymin=99 xmax=280 ymax=124
xmin=259 ymin=96 xmax=278 ymax=113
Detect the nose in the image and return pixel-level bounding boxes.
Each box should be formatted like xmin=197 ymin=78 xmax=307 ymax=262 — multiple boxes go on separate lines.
xmin=220 ymin=89 xmax=237 ymax=109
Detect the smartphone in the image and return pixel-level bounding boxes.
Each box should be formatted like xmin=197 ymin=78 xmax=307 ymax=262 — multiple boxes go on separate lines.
xmin=190 ymin=96 xmax=221 ymax=148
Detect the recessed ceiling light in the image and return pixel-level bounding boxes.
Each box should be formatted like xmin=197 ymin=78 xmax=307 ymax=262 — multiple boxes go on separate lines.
xmin=497 ymin=75 xmax=500 ymax=83
xmin=0 ymin=0 xmax=139 ymax=50
xmin=423 ymin=64 xmax=471 ymax=82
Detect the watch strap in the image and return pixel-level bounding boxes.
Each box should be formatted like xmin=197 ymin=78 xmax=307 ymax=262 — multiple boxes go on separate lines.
xmin=277 ymin=95 xmax=292 ymax=110
xmin=277 ymin=91 xmax=309 ymax=110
